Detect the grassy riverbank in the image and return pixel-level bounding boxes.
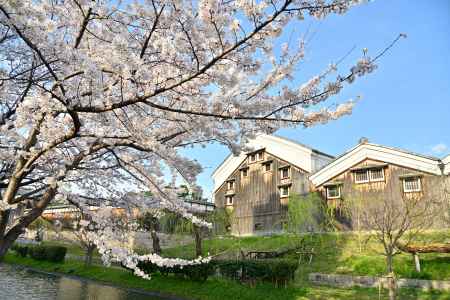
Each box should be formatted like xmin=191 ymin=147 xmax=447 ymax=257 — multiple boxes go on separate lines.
xmin=4 ymin=252 xmax=450 ymax=300
xmin=162 ymin=231 xmax=450 ymax=283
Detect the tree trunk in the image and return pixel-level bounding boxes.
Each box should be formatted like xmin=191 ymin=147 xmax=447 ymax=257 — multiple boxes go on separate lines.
xmin=413 ymin=253 xmax=421 ymax=273
xmin=387 ymin=275 xmax=396 ymax=300
xmin=0 ymin=239 xmax=10 ymax=262
xmin=193 ymin=225 xmax=202 ymax=257
xmin=0 ymin=232 xmax=19 ymax=262
xmin=0 ymin=201 xmax=53 ymax=261
xmin=0 ymin=209 xmax=11 ymax=239
xmin=386 ymin=253 xmax=394 ymax=273
xmin=149 ymin=217 xmax=161 ymax=255
xmin=84 ymin=244 xmax=96 ymax=266
xmin=151 ymin=230 xmax=161 ymax=255
xmin=386 ymin=254 xmax=396 ymax=300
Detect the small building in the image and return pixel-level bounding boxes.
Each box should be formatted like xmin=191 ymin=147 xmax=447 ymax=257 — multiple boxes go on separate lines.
xmin=212 ymin=134 xmax=334 ymax=236
xmin=310 ymin=139 xmax=449 ymax=229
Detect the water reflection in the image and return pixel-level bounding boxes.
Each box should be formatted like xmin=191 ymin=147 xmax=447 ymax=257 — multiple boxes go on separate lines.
xmin=0 ymin=264 xmax=169 ymax=300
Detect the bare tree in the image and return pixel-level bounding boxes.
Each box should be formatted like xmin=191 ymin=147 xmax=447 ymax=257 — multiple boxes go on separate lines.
xmin=345 ymin=181 xmax=436 ymax=300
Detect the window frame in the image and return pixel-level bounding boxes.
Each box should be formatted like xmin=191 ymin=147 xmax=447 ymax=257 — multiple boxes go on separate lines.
xmin=369 ymin=168 xmax=385 ymax=182
xmin=353 ymin=167 xmax=385 ymax=184
xmin=263 ymin=161 xmax=272 ymax=172
xmin=326 ymin=185 xmax=341 ymax=199
xmin=254 ymin=223 xmax=264 ymax=231
xmin=241 ymin=168 xmax=248 ymax=178
xmin=280 ymin=166 xmax=290 ymax=179
xmin=257 ymin=151 xmax=264 ymax=161
xmin=225 ymin=195 xmax=234 ymax=205
xmin=403 ymin=177 xmax=422 ymax=193
xmin=354 ymin=169 xmax=370 ymax=184
xmin=279 ymin=185 xmax=290 ymax=198
xmin=226 ymin=180 xmax=235 ymax=190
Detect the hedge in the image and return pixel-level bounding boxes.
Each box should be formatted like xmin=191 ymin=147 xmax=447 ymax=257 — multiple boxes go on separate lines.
xmin=23 ymin=245 xmax=67 ymax=262
xmin=125 ymin=259 xmax=298 ymax=285
xmin=132 ymin=261 xmax=214 ymax=282
xmin=11 ymin=244 xmax=29 ymax=257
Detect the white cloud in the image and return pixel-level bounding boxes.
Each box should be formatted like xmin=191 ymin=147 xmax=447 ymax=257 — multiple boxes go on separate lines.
xmin=430 ymin=143 xmax=448 ymax=155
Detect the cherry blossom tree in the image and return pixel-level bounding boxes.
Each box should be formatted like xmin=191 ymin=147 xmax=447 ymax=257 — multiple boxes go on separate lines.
xmin=0 ymin=0 xmax=402 ymax=278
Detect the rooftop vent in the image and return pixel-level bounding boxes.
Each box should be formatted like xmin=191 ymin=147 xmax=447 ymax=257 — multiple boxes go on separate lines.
xmin=359 ymin=137 xmax=369 ymax=144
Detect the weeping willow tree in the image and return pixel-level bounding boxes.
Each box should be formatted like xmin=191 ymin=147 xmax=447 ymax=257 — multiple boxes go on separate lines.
xmin=284 ymin=192 xmax=338 ymax=251
xmin=286 ymin=193 xmax=336 ymax=233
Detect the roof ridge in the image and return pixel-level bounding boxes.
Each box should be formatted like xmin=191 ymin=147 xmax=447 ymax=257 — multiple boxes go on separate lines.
xmin=270 ymin=134 xmax=334 ymax=158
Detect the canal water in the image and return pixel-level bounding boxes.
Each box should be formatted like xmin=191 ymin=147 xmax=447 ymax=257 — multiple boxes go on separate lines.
xmin=0 ymin=264 xmax=173 ymax=300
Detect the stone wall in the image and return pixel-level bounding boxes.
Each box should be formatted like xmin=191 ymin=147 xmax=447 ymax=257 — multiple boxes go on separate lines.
xmin=309 ymin=273 xmax=450 ymax=291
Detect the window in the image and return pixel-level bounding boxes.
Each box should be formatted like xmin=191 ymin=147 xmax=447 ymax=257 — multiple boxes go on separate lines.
xmin=249 ymin=151 xmax=264 ymax=163
xmin=326 ymin=185 xmax=341 ymax=199
xmin=354 ymin=168 xmax=384 ymax=183
xmin=369 ymin=168 xmax=385 ymax=182
xmin=279 ymin=185 xmax=290 ymax=197
xmin=354 ymin=170 xmax=369 ymax=183
xmin=254 ymin=223 xmax=263 ymax=231
xmin=241 ymin=168 xmax=248 ymax=178
xmin=280 ymin=166 xmax=290 ymax=179
xmin=227 ymin=180 xmax=235 ymax=190
xmin=225 ymin=195 xmax=234 ymax=205
xmin=264 ymin=162 xmax=272 ymax=172
xmin=257 ymin=152 xmax=264 ymax=161
xmin=403 ymin=177 xmax=421 ymax=192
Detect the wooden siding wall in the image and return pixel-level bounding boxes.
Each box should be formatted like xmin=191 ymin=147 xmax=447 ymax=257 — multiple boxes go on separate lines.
xmin=214 ymin=151 xmax=310 ymax=235
xmin=316 ymin=158 xmax=448 ymax=229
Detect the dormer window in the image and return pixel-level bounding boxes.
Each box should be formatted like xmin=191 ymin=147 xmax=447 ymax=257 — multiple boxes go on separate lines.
xmin=248 ymin=150 xmax=264 ymax=163
xmin=227 ymin=180 xmax=235 ymax=190
xmin=401 ymin=176 xmax=422 ymax=193
xmin=258 ymin=152 xmax=264 ymax=161
xmin=279 ymin=166 xmax=290 ymax=179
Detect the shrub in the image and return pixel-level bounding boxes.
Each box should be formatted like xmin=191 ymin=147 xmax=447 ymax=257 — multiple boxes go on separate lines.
xmin=214 ymin=259 xmax=298 ymax=286
xmin=44 ymin=246 xmax=67 ymax=262
xmin=11 ymin=244 xmax=29 ymax=257
xmin=29 ymin=245 xmax=67 ymax=262
xmin=29 ymin=245 xmax=47 ymax=260
xmin=125 ymin=259 xmax=297 ymax=285
xmin=130 ymin=260 xmax=214 ymax=282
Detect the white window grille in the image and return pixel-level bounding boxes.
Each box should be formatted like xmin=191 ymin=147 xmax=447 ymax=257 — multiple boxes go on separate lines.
xmin=403 ymin=177 xmax=421 ymax=192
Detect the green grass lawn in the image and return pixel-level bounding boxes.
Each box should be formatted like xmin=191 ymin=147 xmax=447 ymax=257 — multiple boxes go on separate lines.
xmin=38 ymin=230 xmax=450 ymax=282
xmin=4 ymin=252 xmax=449 ymax=300
xmin=162 ymin=230 xmax=450 ymax=282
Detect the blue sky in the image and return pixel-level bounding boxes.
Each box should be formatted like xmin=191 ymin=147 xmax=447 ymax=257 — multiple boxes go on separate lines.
xmin=181 ymin=0 xmax=450 ymax=200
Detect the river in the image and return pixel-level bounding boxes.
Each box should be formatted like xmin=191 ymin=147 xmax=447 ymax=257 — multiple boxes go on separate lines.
xmin=0 ymin=263 xmax=175 ymax=300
